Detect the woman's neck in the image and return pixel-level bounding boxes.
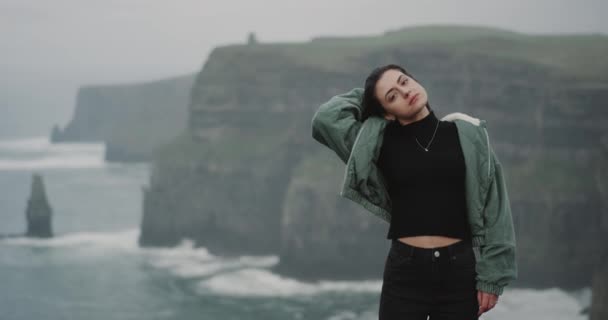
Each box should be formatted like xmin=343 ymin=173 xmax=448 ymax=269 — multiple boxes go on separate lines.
xmin=395 ymin=107 xmax=430 ymax=127
xmin=390 ymin=108 xmax=439 ymax=138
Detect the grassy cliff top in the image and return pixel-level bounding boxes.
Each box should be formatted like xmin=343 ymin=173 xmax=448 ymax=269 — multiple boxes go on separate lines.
xmin=209 ymin=24 xmax=608 ymax=81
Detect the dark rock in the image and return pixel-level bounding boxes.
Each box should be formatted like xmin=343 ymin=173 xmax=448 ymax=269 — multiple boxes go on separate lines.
xmin=25 ymin=173 xmax=53 ymax=238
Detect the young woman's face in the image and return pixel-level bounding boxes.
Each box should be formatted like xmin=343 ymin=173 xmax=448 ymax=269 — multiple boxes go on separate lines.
xmin=374 ymin=69 xmax=428 ymax=121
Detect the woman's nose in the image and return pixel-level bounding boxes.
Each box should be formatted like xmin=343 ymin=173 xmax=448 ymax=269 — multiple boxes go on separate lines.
xmin=398 ymin=87 xmax=411 ymax=99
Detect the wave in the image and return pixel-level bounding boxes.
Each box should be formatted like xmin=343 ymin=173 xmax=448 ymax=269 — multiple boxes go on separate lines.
xmin=0 ymin=228 xmax=380 ymax=297
xmin=0 ymin=228 xmax=593 ymax=318
xmin=193 ymin=268 xmax=593 ymax=320
xmin=326 ymin=286 xmax=592 ymax=320
xmin=195 ymin=268 xmax=382 ymax=297
xmin=0 ymin=228 xmax=140 ymax=250
xmin=0 ymin=136 xmax=106 ymax=170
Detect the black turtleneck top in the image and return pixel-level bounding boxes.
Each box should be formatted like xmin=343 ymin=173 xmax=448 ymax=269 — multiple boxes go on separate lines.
xmin=377 ymin=109 xmax=471 ymax=240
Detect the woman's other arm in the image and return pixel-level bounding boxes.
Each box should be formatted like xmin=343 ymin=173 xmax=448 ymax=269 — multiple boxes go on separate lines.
xmin=476 ymin=144 xmax=518 ymax=296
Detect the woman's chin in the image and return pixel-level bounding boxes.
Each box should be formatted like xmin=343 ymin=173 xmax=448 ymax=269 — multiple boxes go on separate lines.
xmin=413 ymin=103 xmax=427 ymax=114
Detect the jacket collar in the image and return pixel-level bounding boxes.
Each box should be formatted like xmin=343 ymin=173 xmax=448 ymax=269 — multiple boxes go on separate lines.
xmin=440 ymin=112 xmax=482 ymax=126
xmin=349 ymin=112 xmax=486 ymax=167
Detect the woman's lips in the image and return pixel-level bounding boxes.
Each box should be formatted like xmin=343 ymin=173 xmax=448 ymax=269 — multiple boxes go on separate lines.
xmin=409 ymin=93 xmax=419 ymax=105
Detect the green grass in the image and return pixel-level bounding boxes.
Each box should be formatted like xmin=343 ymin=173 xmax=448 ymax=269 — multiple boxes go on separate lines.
xmin=215 ymin=24 xmax=608 ymax=80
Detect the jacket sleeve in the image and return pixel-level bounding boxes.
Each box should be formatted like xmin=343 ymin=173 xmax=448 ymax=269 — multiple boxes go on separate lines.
xmin=311 ymin=88 xmax=364 ymax=164
xmin=476 ymin=147 xmax=518 ymax=296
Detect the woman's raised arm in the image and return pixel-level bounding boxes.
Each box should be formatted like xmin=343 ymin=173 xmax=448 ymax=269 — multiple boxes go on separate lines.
xmin=311 ymin=88 xmax=364 ymax=164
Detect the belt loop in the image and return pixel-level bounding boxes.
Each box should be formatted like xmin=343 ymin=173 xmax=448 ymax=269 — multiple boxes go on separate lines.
xmin=408 ymin=244 xmax=415 ymax=259
xmin=447 ymin=243 xmax=455 ymax=258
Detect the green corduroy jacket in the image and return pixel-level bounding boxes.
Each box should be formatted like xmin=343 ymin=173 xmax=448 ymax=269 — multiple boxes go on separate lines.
xmin=311 ymin=87 xmax=517 ymax=296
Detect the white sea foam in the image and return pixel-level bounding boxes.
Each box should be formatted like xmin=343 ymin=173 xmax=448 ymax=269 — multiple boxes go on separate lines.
xmin=0 ymin=228 xmax=278 ymax=280
xmin=480 ymin=287 xmax=591 ymax=320
xmin=329 ymin=287 xmax=593 ymax=320
xmin=196 ymin=268 xmax=383 ymax=297
xmin=0 ymin=136 xmax=106 ymax=170
xmin=0 ymin=228 xmax=140 ymax=250
xmin=0 ymin=228 xmax=593 ymax=320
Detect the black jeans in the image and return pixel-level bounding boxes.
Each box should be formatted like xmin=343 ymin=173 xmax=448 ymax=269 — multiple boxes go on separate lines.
xmin=379 ymin=238 xmax=479 ymax=320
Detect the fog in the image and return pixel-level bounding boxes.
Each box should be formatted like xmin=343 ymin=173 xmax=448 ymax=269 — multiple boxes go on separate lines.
xmin=1 ymin=0 xmax=607 ymax=137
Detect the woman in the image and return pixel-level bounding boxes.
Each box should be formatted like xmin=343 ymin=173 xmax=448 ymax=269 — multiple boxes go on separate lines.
xmin=311 ymin=64 xmax=517 ymax=319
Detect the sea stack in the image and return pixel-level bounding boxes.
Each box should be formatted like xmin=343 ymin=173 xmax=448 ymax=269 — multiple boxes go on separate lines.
xmin=25 ymin=173 xmax=53 ymax=238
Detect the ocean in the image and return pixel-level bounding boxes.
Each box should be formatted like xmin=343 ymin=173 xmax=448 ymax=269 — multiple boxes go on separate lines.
xmin=0 ymin=136 xmax=592 ymax=320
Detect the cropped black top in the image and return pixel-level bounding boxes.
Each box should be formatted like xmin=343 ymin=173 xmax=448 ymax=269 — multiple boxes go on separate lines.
xmin=377 ymin=110 xmax=471 ymax=240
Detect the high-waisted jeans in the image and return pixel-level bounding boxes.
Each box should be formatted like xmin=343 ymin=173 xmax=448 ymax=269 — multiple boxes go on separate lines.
xmin=379 ymin=238 xmax=479 ymax=320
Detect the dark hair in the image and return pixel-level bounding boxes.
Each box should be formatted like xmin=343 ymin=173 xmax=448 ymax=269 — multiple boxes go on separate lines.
xmin=361 ymin=63 xmax=432 ymax=121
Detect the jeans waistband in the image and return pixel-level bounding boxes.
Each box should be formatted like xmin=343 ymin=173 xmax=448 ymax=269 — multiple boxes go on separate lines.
xmin=390 ymin=238 xmax=473 ymax=263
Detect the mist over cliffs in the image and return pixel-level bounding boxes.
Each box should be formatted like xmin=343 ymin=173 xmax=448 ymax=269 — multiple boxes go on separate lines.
xmin=57 ymin=25 xmax=608 ymax=291
xmin=51 ymin=73 xmax=195 ymax=162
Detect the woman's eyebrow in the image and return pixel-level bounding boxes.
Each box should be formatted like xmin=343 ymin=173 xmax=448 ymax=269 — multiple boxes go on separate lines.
xmin=384 ymin=74 xmax=403 ymax=100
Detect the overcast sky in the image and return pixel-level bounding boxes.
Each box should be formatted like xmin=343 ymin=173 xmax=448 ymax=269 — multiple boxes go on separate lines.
xmin=1 ymin=0 xmax=607 ymax=137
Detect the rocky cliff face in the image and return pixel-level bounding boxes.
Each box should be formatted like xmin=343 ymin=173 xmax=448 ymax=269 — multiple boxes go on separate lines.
xmin=590 ymin=255 xmax=608 ymax=320
xmin=139 ymin=26 xmax=608 ymax=291
xmin=50 ymin=73 xmax=195 ymax=162
xmin=139 ymin=46 xmax=360 ymax=254
xmin=275 ymin=147 xmax=389 ymax=279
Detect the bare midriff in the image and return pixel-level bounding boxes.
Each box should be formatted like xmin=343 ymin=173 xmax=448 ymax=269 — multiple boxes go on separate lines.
xmin=398 ymin=235 xmax=463 ymax=248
